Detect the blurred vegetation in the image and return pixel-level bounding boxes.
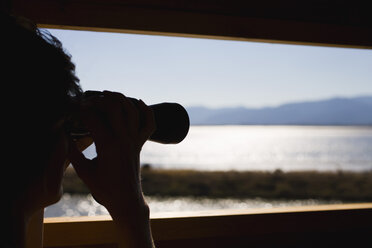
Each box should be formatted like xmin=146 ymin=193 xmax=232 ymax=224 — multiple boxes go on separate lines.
xmin=63 ymin=165 xmax=372 ymax=202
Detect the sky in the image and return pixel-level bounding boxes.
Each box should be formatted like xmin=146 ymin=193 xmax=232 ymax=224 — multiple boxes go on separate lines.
xmin=46 ymin=29 xmax=372 ymax=108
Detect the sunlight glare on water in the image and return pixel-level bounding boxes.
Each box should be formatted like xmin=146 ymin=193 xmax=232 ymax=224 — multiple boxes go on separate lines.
xmin=140 ymin=126 xmax=372 ymax=171
xmin=44 ymin=194 xmax=341 ymax=217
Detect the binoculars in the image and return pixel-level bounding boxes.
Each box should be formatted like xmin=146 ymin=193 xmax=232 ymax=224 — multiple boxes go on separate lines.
xmin=68 ymin=91 xmax=190 ymax=144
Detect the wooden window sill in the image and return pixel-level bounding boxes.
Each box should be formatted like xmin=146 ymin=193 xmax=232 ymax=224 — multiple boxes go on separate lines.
xmin=43 ymin=203 xmax=372 ymax=247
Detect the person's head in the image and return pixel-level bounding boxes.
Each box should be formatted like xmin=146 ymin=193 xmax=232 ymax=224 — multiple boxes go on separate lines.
xmin=1 ymin=13 xmax=83 ymax=209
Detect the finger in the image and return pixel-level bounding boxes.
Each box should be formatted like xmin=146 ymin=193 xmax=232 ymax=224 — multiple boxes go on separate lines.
xmin=80 ymin=98 xmax=113 ymax=154
xmin=83 ymin=90 xmax=102 ymax=98
xmin=68 ymin=138 xmax=94 ymax=182
xmin=138 ymin=99 xmax=156 ymax=146
xmin=101 ymin=91 xmax=130 ymax=139
xmin=75 ymin=136 xmax=94 ymax=152
xmin=104 ymin=91 xmax=140 ymax=137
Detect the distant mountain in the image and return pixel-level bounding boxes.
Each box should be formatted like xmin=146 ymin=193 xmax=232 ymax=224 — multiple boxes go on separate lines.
xmin=187 ymin=96 xmax=372 ymax=125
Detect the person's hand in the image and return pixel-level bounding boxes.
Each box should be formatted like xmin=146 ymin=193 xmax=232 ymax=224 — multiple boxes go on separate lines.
xmin=68 ymin=91 xmax=156 ymax=247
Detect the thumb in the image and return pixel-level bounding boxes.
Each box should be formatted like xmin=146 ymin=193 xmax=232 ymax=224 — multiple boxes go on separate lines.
xmin=68 ymin=138 xmax=94 ymax=181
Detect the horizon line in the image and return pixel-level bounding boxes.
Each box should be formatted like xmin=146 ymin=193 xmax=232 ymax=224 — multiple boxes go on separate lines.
xmin=186 ymin=94 xmax=372 ymax=110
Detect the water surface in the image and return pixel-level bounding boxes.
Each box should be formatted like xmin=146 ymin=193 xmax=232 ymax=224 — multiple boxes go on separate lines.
xmin=45 ymin=194 xmax=341 ymax=217
xmin=61 ymin=126 xmax=372 ymax=218
xmin=137 ymin=126 xmax=372 ymax=171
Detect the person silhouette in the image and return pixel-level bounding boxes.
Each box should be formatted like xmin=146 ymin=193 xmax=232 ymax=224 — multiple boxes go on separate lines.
xmin=1 ymin=13 xmax=156 ymax=248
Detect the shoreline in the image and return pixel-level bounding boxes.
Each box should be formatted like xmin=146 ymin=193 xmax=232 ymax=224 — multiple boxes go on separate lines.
xmin=63 ymin=166 xmax=372 ymax=202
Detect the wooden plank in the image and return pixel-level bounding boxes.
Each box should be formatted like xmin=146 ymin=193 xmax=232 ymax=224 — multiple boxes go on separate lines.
xmin=150 ymin=203 xmax=372 ymax=241
xmin=44 ymin=216 xmax=116 ymax=247
xmin=150 ymin=202 xmax=372 ymax=218
xmin=43 ymin=203 xmax=372 ymax=247
xmin=9 ymin=0 xmax=372 ymax=49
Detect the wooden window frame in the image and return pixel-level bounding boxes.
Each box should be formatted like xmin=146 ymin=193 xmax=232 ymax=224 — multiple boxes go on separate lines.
xmin=9 ymin=1 xmax=372 ymax=247
xmin=42 ymin=203 xmax=372 ymax=247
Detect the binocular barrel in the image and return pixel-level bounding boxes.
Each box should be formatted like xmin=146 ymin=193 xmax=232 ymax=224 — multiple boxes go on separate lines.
xmin=146 ymin=102 xmax=190 ymax=144
xmin=69 ymin=94 xmax=190 ymax=144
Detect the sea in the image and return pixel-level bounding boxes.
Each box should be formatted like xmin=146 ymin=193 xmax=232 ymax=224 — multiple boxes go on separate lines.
xmin=139 ymin=125 xmax=372 ymax=172
xmin=45 ymin=126 xmax=372 ymax=217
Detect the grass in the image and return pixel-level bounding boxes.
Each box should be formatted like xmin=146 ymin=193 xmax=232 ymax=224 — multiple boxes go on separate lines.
xmin=63 ymin=166 xmax=372 ymax=202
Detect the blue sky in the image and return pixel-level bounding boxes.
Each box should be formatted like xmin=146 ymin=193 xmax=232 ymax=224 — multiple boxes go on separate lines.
xmin=47 ymin=29 xmax=372 ymax=108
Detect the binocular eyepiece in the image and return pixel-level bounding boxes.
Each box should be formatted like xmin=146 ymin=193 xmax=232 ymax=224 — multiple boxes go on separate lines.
xmin=69 ymin=92 xmax=190 ymax=144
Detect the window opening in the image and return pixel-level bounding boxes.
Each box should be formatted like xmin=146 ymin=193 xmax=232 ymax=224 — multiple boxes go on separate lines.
xmin=44 ymin=29 xmax=372 ymax=218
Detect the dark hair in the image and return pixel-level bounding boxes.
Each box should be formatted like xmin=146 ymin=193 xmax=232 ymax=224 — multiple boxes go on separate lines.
xmin=1 ymin=13 xmax=83 ymax=189
xmin=1 ymin=14 xmax=82 ymax=128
